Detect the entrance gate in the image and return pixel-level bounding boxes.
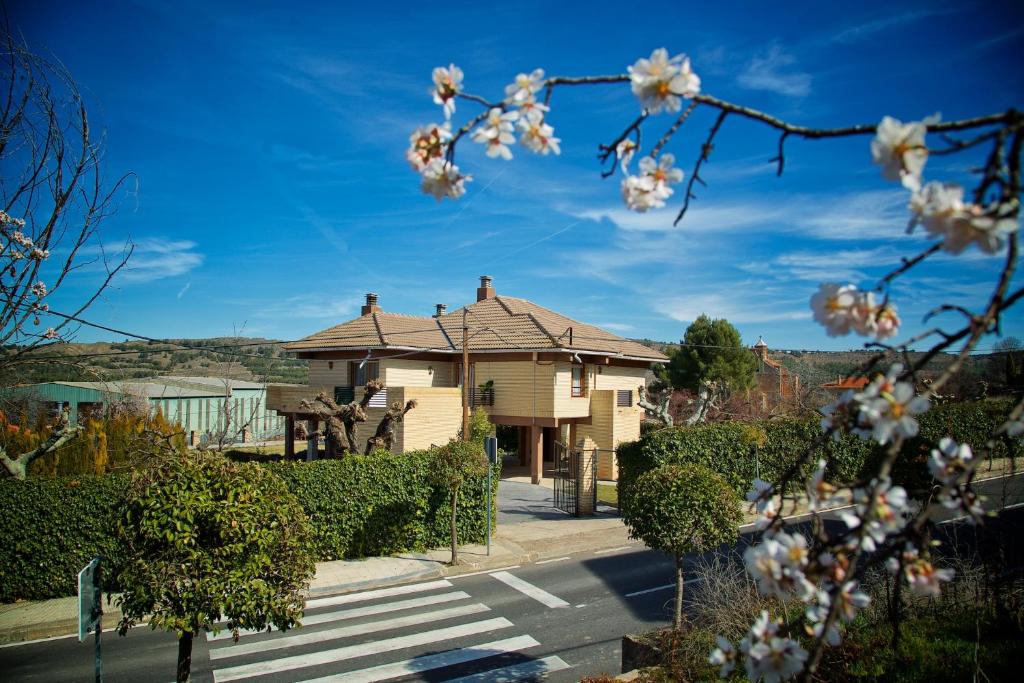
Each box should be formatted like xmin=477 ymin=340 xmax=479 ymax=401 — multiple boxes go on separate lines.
xmin=552 ymin=441 xmax=597 ymax=517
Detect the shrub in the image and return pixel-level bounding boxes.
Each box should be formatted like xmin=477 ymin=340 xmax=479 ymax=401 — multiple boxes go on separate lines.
xmin=622 ymin=463 xmax=741 ymax=629
xmin=117 ymin=454 xmax=315 ymax=683
xmin=618 ymin=400 xmax=1020 ymax=514
xmin=0 ymin=474 xmax=131 ymax=602
xmin=0 ymin=447 xmax=499 ymax=602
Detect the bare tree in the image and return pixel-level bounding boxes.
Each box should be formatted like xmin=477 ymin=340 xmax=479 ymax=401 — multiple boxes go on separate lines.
xmin=365 ymin=399 xmax=417 ymax=454
xmin=299 ymin=380 xmax=384 ymax=458
xmin=1 ymin=31 xmax=133 ymax=370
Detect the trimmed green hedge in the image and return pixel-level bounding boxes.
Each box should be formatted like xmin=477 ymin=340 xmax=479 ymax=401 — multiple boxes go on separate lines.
xmin=619 ymin=400 xmax=1020 ymax=515
xmin=0 ymin=451 xmax=500 ymax=602
xmin=0 ymin=474 xmax=132 ymax=602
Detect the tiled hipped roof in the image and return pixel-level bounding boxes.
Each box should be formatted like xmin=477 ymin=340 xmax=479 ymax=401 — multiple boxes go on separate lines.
xmin=284 ymin=295 xmax=668 ymax=362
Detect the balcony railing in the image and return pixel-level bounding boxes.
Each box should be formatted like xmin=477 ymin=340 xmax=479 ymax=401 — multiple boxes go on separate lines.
xmin=470 ymin=387 xmax=495 ymax=408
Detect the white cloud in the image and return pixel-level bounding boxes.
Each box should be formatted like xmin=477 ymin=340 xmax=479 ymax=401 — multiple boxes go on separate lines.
xmin=653 ymin=292 xmax=812 ymax=325
xmin=122 ymin=240 xmax=203 ymax=283
xmin=742 ymin=245 xmax=905 ymax=283
xmin=738 ymin=45 xmax=812 ymax=97
xmin=176 ymin=282 xmax=191 ymax=299
xmin=598 ymin=322 xmax=634 ymax=333
xmin=831 ymin=9 xmax=954 ymax=44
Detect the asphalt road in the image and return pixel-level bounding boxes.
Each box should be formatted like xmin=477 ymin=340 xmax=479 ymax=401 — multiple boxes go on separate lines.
xmin=2 ymin=472 xmax=1020 ymax=682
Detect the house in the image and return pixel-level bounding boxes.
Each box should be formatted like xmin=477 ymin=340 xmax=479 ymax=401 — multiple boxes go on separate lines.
xmin=819 ymin=376 xmax=870 ymax=392
xmin=267 ymin=277 xmax=668 ymax=483
xmin=0 ymin=377 xmax=284 ymax=445
xmin=751 ymin=337 xmax=801 ymax=409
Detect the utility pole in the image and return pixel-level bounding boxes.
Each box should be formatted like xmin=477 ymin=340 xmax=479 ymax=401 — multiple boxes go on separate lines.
xmin=462 ymin=309 xmax=471 ymax=441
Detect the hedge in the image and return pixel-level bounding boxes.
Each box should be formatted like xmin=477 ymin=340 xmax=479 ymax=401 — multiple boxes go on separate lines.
xmin=0 ymin=450 xmax=499 ymax=603
xmin=619 ymin=400 xmax=1021 ymax=515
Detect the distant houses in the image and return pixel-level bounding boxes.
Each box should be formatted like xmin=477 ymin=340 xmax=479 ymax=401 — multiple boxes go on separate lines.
xmin=1 ymin=376 xmax=282 ymax=445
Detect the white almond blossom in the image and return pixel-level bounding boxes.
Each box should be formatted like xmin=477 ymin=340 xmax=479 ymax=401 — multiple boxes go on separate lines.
xmin=820 ymin=389 xmax=860 ymax=438
xmin=835 ymin=581 xmax=871 ymax=622
xmin=887 ymin=545 xmax=955 ymax=597
xmin=744 ymin=531 xmax=815 ymax=601
xmin=841 ymin=477 xmax=910 ymax=551
xmin=806 ymin=459 xmax=843 ymax=512
xmin=909 ymin=181 xmax=1018 ymax=254
xmin=854 ymin=365 xmax=930 ymax=444
xmin=505 ymin=68 xmax=545 ymax=104
xmin=420 ymin=158 xmax=471 ymax=201
xmin=10 ymin=230 xmax=33 ymax=247
xmin=628 ymin=47 xmax=700 ymax=114
xmin=44 ymin=328 xmax=59 ymax=340
xmin=1000 ymin=418 xmax=1024 ymax=437
xmin=517 ymin=116 xmax=561 ymax=155
xmin=747 ymin=478 xmax=778 ymax=530
xmin=804 ymin=589 xmax=842 ymax=646
xmin=0 ymin=210 xmax=26 ymax=227
xmin=406 ymin=123 xmax=451 ymax=171
xmin=30 ymin=248 xmax=49 ymax=261
xmin=621 ymin=153 xmax=684 ymax=212
xmin=471 ymin=108 xmax=519 ymax=160
xmin=616 ymin=139 xmax=638 ymax=173
xmin=431 ymin=64 xmax=463 ymax=119
xmin=928 ymin=437 xmax=974 ymax=485
xmin=31 ymin=281 xmax=47 ymax=298
xmin=708 ymin=635 xmax=736 ymax=677
xmin=739 ymin=613 xmax=807 ymax=683
xmin=517 ymin=99 xmax=549 ymax=124
xmin=810 ymin=284 xmax=901 ymax=340
xmin=871 ymin=115 xmax=930 ymax=191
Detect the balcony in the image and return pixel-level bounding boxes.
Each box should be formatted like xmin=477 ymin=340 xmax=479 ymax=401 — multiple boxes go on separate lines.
xmin=469 ymin=387 xmax=495 ymax=408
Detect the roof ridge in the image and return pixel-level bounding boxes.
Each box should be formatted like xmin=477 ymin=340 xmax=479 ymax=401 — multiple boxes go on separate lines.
xmin=371 ymin=312 xmax=386 ymax=347
xmin=434 ymin=316 xmax=456 ymax=351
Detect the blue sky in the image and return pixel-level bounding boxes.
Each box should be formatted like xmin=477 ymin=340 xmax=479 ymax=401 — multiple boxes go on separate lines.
xmin=12 ymin=0 xmax=1024 ymax=351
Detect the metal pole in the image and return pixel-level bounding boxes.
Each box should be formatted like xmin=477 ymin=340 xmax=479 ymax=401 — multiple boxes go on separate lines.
xmin=93 ymin=560 xmax=103 ymax=683
xmin=462 ymin=309 xmax=470 ymax=441
xmin=486 ymin=464 xmax=492 ymax=556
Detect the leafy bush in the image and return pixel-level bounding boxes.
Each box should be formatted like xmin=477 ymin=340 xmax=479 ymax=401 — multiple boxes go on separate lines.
xmin=0 ymin=447 xmax=499 ymax=602
xmin=623 ymin=463 xmax=741 ymax=628
xmin=0 ymin=474 xmax=131 ymax=602
xmin=618 ymin=400 xmax=1020 ymax=514
xmin=117 ymin=454 xmax=315 ymax=682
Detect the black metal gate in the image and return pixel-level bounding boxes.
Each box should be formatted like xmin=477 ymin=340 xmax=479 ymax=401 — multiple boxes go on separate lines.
xmin=553 ymin=441 xmax=597 ymax=517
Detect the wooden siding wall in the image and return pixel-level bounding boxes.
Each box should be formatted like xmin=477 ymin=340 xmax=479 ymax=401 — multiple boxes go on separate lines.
xmin=392 ymin=386 xmax=463 ymax=451
xmin=474 ymin=360 xmax=555 ymax=417
xmin=308 ymin=360 xmax=350 ymax=387
xmin=382 ymin=360 xmax=456 ymax=388
xmin=552 ymin=361 xmax=593 ymax=418
xmin=592 ymin=365 xmax=648 ymax=393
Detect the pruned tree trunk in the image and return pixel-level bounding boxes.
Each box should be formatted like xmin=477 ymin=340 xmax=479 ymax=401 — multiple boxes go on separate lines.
xmin=674 ymin=554 xmax=685 ymax=630
xmin=176 ymin=631 xmax=193 ymax=683
xmin=0 ymin=409 xmax=81 ymax=480
xmin=450 ymin=486 xmax=459 ymax=566
xmin=298 ymin=380 xmax=385 ymax=457
xmin=365 ymin=399 xmax=417 ymax=454
xmin=684 ymin=380 xmax=724 ymax=426
xmin=637 ymin=386 xmax=673 ymax=427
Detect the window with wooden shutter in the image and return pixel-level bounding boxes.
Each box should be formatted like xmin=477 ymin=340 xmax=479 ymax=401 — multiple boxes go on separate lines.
xmin=571 ymin=365 xmax=587 ymax=397
xmin=349 ymin=360 xmax=380 ymax=386
xmin=617 ymin=389 xmax=632 ymax=407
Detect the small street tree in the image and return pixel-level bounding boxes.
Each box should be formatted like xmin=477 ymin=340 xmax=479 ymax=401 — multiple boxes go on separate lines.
xmin=663 ymin=314 xmax=757 ymax=393
xmin=622 ymin=463 xmax=741 ymax=629
xmin=431 ymin=438 xmax=488 ymax=566
xmin=116 ymin=454 xmax=315 ymax=683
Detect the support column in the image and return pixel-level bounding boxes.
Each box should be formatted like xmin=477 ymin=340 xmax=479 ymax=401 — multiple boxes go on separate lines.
xmin=530 ymin=424 xmax=543 ymax=485
xmin=306 ymin=419 xmax=318 ymax=462
xmin=578 ymin=449 xmax=596 ymax=516
xmin=517 ymin=426 xmax=528 ymax=466
xmin=284 ymin=416 xmax=295 ymax=460
xmin=568 ymin=422 xmax=578 ymax=450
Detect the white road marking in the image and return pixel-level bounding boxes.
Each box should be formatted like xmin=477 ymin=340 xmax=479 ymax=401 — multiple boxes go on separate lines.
xmin=593 ymin=546 xmax=633 ymax=554
xmin=206 ymin=590 xmax=471 ymax=642
xmin=442 ymin=655 xmax=571 ymax=682
xmin=304 ymin=579 xmax=452 ymax=610
xmin=209 ymin=603 xmax=490 ymax=659
xmin=938 ymin=500 xmax=1024 ymax=525
xmin=212 ymin=617 xmax=514 ymax=682
xmin=625 ymin=578 xmax=700 ymax=598
xmin=624 ymin=583 xmax=674 ymax=597
xmin=295 ymin=635 xmax=541 ymax=683
xmin=449 ymin=565 xmax=520 ymax=579
xmin=490 ymin=571 xmax=569 ymax=608
xmin=536 ymin=556 xmax=571 ymax=564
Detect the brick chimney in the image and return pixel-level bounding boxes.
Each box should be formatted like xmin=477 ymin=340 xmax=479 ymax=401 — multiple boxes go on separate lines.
xmin=476 ymin=275 xmax=495 ymax=302
xmin=434 ymin=303 xmax=447 ymax=317
xmin=361 ymin=293 xmax=381 ymax=316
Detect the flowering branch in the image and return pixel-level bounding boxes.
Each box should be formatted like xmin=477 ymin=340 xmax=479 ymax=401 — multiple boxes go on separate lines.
xmin=675 ymin=109 xmax=728 ymax=224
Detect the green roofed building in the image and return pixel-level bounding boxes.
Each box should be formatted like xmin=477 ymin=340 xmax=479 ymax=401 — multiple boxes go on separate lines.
xmin=0 ymin=376 xmax=285 ymax=445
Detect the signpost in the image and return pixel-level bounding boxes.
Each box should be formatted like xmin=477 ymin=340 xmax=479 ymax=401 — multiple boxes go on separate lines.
xmin=484 ymin=436 xmax=498 ymax=556
xmin=78 ymin=557 xmax=103 ymax=683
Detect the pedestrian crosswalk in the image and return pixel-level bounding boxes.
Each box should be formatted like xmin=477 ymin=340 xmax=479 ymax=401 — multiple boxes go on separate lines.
xmin=207 ymin=576 xmax=570 ymax=682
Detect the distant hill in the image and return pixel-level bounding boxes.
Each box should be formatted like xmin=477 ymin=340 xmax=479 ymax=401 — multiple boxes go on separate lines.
xmin=3 ymin=337 xmax=308 ymax=385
